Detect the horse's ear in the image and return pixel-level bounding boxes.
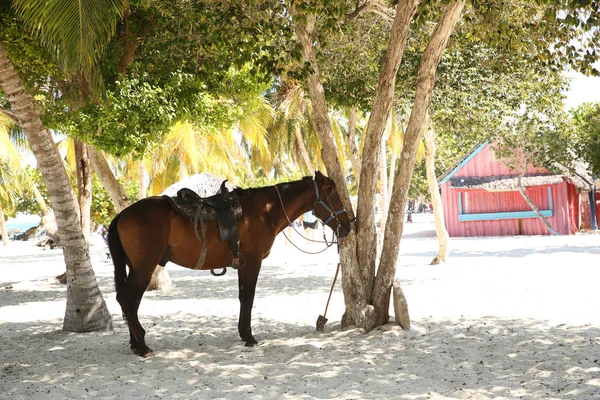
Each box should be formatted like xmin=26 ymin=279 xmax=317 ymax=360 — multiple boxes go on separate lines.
xmin=315 ymin=170 xmax=325 ymax=182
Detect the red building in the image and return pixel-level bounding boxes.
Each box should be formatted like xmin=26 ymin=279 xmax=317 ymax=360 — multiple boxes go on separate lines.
xmin=438 ymin=141 xmax=596 ymax=237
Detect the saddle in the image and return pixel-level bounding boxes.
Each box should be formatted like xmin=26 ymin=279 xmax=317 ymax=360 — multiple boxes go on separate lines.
xmin=163 ymin=181 xmax=245 ymax=270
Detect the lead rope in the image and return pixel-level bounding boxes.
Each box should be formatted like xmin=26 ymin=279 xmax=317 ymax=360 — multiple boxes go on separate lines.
xmin=274 ymin=185 xmax=336 ymax=255
xmin=316 ymin=262 xmax=341 ymax=331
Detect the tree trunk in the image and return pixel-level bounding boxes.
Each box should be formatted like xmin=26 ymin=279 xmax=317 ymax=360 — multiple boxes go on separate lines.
xmin=292 ymin=11 xmax=370 ymax=327
xmin=138 ymin=161 xmax=147 ymax=198
xmin=374 ymin=1 xmax=466 ymax=317
xmin=293 ymin=1 xmax=419 ymax=331
xmin=517 ymin=174 xmax=560 ymax=236
xmin=88 ymin=145 xmax=131 ymax=211
xmin=379 ymin=130 xmax=389 ymax=231
xmin=423 ymin=116 xmax=450 ymax=264
xmin=294 ymin=122 xmax=314 ymax=174
xmin=0 ymin=43 xmax=112 ymax=332
xmin=387 ymin=117 xmax=401 ymax=205
xmin=0 ymin=206 xmax=8 ymax=246
xmin=75 ymin=140 xmax=92 ymax=242
xmin=346 ymin=107 xmax=361 ymax=183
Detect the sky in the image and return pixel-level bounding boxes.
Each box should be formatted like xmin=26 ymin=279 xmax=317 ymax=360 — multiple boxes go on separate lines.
xmin=563 ymin=70 xmax=600 ymax=110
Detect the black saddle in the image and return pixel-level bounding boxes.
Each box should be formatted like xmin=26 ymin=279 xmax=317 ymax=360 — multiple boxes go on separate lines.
xmin=163 ymin=181 xmax=244 ymax=269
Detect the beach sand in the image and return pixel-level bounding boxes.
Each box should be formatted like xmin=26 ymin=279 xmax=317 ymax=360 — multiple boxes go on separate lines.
xmin=1 ymin=214 xmax=599 ymax=399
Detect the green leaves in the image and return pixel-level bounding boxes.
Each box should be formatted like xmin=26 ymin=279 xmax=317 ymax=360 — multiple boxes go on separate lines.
xmin=572 ymin=102 xmax=600 ymax=176
xmin=12 ymin=0 xmax=127 ymax=75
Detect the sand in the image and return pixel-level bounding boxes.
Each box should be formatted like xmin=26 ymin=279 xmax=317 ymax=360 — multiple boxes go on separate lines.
xmin=1 ymin=213 xmax=599 ymax=399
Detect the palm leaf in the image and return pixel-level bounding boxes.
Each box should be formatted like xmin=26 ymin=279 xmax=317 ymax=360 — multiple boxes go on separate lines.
xmin=13 ymin=0 xmax=126 ymax=74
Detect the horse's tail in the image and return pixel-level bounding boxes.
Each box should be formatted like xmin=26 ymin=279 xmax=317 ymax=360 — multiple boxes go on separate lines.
xmin=107 ymin=214 xmax=127 ymax=295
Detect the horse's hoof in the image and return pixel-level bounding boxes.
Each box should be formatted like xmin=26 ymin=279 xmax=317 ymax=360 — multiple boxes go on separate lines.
xmin=245 ymin=341 xmax=258 ymax=347
xmin=133 ymin=347 xmax=154 ymax=358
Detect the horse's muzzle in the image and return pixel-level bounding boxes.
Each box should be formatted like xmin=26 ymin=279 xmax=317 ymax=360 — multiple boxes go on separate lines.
xmin=337 ymin=222 xmax=350 ymax=238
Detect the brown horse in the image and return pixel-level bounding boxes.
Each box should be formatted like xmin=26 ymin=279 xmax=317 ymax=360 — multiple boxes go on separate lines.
xmin=107 ymin=171 xmax=351 ymax=357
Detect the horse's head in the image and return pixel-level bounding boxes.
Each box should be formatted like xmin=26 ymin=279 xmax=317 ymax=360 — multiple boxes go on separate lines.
xmin=312 ymin=171 xmax=351 ymax=238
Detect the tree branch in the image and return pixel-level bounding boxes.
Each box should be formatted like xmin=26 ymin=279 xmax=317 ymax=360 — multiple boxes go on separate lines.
xmin=0 ymin=105 xmax=24 ymax=126
xmin=345 ymin=0 xmax=394 ymax=23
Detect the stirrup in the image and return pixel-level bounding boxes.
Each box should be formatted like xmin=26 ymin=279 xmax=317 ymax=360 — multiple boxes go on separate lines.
xmin=211 ymin=268 xmax=227 ymax=276
xmin=230 ymin=251 xmax=246 ymax=270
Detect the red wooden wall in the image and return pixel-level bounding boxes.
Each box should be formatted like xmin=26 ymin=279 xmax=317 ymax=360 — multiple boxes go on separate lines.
xmin=440 ymin=143 xmax=577 ymax=237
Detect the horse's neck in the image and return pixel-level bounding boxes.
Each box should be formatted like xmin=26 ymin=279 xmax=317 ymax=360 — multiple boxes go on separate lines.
xmin=272 ymin=179 xmax=315 ymax=231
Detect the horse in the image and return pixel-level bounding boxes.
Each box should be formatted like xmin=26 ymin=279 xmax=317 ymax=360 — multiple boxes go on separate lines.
xmin=107 ymin=171 xmax=351 ymax=357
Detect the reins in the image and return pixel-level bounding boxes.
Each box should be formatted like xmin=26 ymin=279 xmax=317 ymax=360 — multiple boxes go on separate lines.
xmin=274 ymin=183 xmax=338 ymax=255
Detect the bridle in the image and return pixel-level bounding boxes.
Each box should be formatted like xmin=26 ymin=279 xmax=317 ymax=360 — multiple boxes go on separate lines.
xmin=274 ymin=179 xmax=349 ymax=252
xmin=310 ymin=180 xmax=349 ymax=234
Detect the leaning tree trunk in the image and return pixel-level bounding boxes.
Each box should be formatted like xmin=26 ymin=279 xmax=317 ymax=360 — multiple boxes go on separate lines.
xmin=423 ymin=116 xmax=450 ymax=264
xmin=294 ymin=122 xmax=314 ymax=174
xmin=0 ymin=206 xmax=8 ymax=246
xmin=0 ymin=43 xmax=112 ymax=332
xmin=517 ymin=174 xmax=559 ymax=235
xmin=374 ymin=0 xmax=466 ymax=319
xmin=138 ymin=161 xmax=147 ymax=199
xmin=88 ymin=145 xmax=172 ymax=290
xmin=88 ymin=145 xmax=131 ymax=211
xmin=75 ymin=140 xmax=92 ymax=242
xmin=293 ymin=0 xmax=418 ymax=331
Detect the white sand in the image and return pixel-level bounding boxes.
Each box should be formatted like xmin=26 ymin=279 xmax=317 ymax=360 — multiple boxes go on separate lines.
xmin=1 ymin=213 xmax=599 ymax=399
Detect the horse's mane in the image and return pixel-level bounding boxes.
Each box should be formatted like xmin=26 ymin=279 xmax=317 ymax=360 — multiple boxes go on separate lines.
xmin=233 ymin=176 xmax=313 ymax=199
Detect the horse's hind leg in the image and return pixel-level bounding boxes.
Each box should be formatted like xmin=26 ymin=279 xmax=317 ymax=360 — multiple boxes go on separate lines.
xmin=117 ymin=267 xmax=155 ymax=357
xmin=237 ymin=257 xmax=261 ymax=347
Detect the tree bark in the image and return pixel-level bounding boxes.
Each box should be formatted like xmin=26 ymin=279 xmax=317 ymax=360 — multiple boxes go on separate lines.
xmin=75 ymin=140 xmax=92 ymax=242
xmin=517 ymin=174 xmax=560 ymax=236
xmin=138 ymin=161 xmax=147 ymax=198
xmin=346 ymin=107 xmax=361 ymax=182
xmin=379 ymin=130 xmax=389 ymax=231
xmin=423 ymin=116 xmax=450 ymax=264
xmin=88 ymin=145 xmax=131 ymax=211
xmin=374 ymin=1 xmax=465 ymax=317
xmin=0 ymin=43 xmax=112 ymax=332
xmin=0 ymin=206 xmax=8 ymax=246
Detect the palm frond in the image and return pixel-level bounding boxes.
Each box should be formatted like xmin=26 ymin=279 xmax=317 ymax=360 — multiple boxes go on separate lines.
xmin=13 ymin=0 xmax=126 ymax=74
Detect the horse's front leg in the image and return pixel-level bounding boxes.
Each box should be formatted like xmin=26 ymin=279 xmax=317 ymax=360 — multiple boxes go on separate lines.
xmin=237 ymin=258 xmax=261 ymax=347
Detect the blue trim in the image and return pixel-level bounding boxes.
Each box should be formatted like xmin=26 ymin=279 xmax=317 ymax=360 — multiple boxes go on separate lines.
xmin=439 ymin=141 xmax=489 ymax=186
xmin=458 ymin=210 xmax=553 ymax=222
xmin=457 ymin=186 xmax=554 ymax=222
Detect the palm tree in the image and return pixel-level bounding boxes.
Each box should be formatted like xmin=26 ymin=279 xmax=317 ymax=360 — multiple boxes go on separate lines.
xmin=0 ymin=0 xmax=126 ymax=331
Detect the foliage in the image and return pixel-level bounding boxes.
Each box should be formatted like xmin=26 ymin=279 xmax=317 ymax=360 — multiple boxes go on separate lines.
xmin=12 ymin=0 xmax=126 ymax=77
xmin=571 ymin=102 xmax=600 ymax=176
xmin=408 ymin=160 xmax=429 ymax=201
xmin=493 ymin=111 xmax=574 ymax=174
xmin=91 ymin=176 xmax=137 ymax=225
xmin=15 ymin=167 xmax=48 ymax=216
xmin=0 ymin=4 xmax=63 ymax=107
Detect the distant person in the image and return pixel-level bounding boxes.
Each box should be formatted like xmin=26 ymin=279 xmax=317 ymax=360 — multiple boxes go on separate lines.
xmin=302 ymin=211 xmax=319 ymax=241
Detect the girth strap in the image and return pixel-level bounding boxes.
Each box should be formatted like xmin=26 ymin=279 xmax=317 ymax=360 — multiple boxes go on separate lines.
xmin=163 ymin=183 xmax=245 ymax=271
